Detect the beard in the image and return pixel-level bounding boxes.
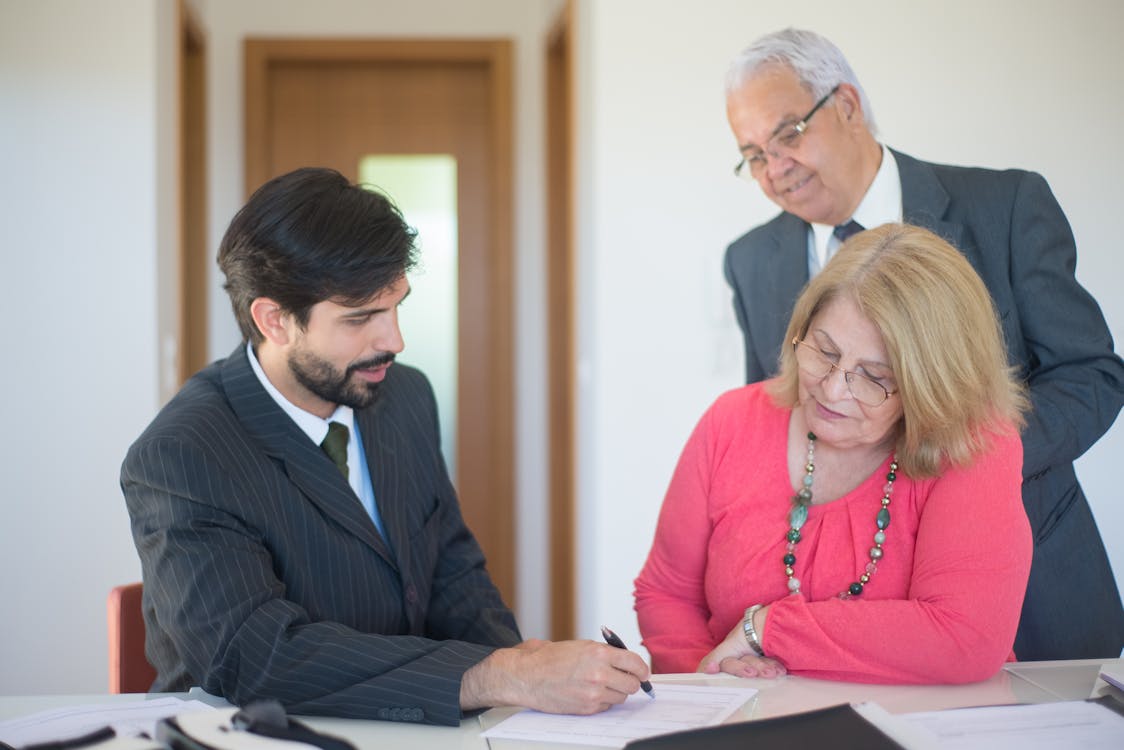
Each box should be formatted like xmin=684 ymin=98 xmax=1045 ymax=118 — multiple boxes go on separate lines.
xmin=287 ymin=348 xmax=396 ymax=411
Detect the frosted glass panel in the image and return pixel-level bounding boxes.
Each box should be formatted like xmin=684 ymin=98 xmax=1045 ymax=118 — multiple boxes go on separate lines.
xmin=358 ymin=155 xmax=458 ymax=481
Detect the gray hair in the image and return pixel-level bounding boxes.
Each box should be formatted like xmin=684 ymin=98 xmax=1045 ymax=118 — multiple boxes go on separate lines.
xmin=725 ymin=28 xmax=878 ymax=136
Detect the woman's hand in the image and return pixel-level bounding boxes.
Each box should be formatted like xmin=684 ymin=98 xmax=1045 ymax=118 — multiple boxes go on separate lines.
xmin=700 ymin=652 xmax=787 ymax=679
xmin=696 ymin=608 xmax=787 ymax=679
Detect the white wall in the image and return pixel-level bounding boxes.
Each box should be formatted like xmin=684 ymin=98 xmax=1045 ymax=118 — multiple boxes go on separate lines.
xmin=0 ymin=0 xmax=177 ymax=693
xmin=573 ymin=0 xmax=1124 ymax=657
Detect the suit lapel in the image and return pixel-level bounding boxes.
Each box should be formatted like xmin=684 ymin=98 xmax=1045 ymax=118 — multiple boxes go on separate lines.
xmin=755 ymin=213 xmax=808 ymax=369
xmin=894 ymin=148 xmax=1002 ymax=296
xmin=767 ymin=213 xmax=810 ymax=300
xmin=355 ymin=400 xmax=414 ymax=579
xmin=221 ymin=345 xmax=397 ymax=569
xmin=894 ymin=148 xmax=966 ymax=251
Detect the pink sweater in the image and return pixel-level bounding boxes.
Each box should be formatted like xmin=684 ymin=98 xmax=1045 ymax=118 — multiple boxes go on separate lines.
xmin=634 ymin=382 xmax=1032 ymax=684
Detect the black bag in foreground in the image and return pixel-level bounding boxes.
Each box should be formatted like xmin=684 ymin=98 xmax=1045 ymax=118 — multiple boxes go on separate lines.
xmin=158 ymin=702 xmax=355 ymax=750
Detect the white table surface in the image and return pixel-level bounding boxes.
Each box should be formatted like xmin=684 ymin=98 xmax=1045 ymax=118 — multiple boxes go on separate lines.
xmin=2 ymin=659 xmax=1121 ymax=749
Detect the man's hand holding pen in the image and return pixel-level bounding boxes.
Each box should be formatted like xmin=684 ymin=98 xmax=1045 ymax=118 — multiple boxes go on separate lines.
xmin=601 ymin=626 xmax=655 ymax=697
xmin=460 ymin=637 xmax=652 ymax=715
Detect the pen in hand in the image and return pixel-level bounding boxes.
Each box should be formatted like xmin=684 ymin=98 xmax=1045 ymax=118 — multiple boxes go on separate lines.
xmin=600 ymin=625 xmax=655 ymax=698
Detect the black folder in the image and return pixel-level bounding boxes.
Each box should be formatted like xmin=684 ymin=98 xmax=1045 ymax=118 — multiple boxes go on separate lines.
xmin=623 ymin=703 xmax=904 ymax=749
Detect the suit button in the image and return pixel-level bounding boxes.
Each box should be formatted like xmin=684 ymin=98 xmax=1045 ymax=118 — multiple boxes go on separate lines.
xmin=377 ymin=708 xmax=390 ymax=720
xmin=390 ymin=708 xmax=403 ymax=721
xmin=405 ymin=585 xmax=418 ymax=604
xmin=409 ymin=708 xmax=423 ymax=722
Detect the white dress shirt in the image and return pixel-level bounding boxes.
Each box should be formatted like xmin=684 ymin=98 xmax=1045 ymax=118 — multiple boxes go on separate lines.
xmin=246 ymin=342 xmax=388 ymax=539
xmin=807 ymin=144 xmax=903 ymax=275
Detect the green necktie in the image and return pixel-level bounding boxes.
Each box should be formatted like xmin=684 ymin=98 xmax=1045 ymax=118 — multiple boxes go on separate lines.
xmin=320 ymin=421 xmax=350 ymax=479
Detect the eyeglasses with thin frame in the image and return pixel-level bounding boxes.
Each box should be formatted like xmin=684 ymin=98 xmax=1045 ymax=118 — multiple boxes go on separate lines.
xmin=734 ymin=84 xmax=841 ymax=181
xmin=792 ymin=337 xmax=897 ymax=407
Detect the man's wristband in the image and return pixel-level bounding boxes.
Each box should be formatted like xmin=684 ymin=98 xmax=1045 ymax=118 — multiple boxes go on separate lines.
xmin=742 ymin=604 xmax=765 ymax=656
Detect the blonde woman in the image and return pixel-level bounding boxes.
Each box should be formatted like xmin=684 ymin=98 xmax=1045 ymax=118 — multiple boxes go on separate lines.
xmin=635 ymin=224 xmax=1031 ymax=683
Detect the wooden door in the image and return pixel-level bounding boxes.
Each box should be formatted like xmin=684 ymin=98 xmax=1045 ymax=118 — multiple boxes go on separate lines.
xmin=178 ymin=0 xmax=207 ymax=383
xmin=546 ymin=4 xmax=576 ymax=640
xmin=244 ymin=39 xmax=515 ymax=608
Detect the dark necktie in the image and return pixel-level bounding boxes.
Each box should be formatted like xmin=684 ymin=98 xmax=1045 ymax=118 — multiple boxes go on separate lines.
xmin=320 ymin=421 xmax=350 ymax=479
xmin=833 ymin=219 xmax=865 ymax=242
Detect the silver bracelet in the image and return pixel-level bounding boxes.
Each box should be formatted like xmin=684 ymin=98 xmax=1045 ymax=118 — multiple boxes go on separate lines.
xmin=742 ymin=604 xmax=765 ymax=656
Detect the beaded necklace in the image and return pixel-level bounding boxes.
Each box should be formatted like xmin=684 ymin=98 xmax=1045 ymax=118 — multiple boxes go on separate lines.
xmin=783 ymin=432 xmax=899 ymax=599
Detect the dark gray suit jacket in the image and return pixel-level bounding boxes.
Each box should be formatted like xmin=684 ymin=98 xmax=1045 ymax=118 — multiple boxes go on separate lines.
xmin=724 ymin=149 xmax=1124 ymax=660
xmin=121 ymin=345 xmax=520 ymax=725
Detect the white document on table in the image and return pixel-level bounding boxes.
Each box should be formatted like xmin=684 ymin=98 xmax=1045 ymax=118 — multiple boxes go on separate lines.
xmin=480 ymin=684 xmax=757 ymax=748
xmin=897 ymin=700 xmax=1124 ymax=750
xmin=0 ymin=697 xmax=215 ymax=747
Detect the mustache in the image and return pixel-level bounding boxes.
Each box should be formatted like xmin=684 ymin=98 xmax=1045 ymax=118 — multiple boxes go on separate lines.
xmin=348 ymin=352 xmax=396 ymax=373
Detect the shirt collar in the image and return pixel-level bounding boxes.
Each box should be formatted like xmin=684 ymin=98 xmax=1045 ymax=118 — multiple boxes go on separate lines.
xmin=245 ymin=342 xmax=355 ymax=446
xmin=808 ymin=144 xmax=903 ymax=270
xmin=850 ymin=143 xmax=903 ymax=229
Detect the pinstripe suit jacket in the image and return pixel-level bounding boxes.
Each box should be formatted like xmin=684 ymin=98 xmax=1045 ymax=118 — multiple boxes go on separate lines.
xmin=121 ymin=345 xmax=520 ymax=725
xmin=723 ymin=149 xmax=1124 ymax=660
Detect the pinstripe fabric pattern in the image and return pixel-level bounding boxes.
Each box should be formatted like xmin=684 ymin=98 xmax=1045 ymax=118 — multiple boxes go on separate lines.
xmin=120 ymin=345 xmax=520 ymax=725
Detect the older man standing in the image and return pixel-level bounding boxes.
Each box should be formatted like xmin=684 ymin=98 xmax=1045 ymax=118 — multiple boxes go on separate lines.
xmin=722 ymin=28 xmax=1124 ymax=660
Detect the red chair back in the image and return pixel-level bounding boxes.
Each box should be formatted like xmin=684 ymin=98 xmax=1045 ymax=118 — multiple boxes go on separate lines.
xmin=107 ymin=582 xmax=157 ymax=693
